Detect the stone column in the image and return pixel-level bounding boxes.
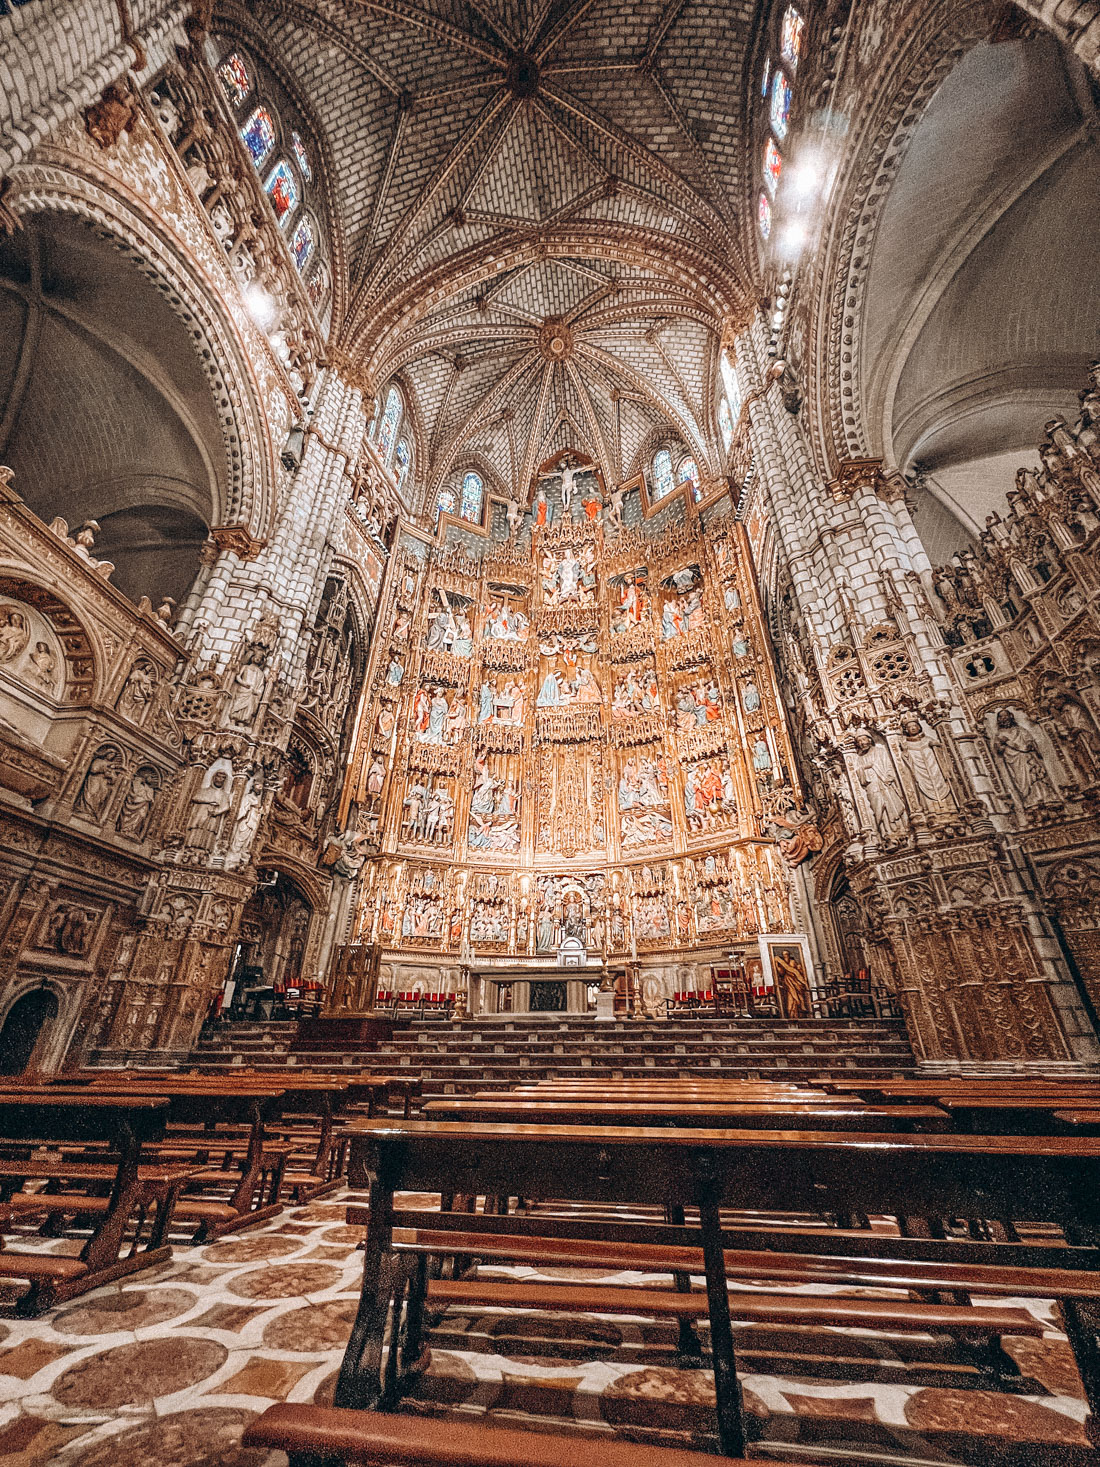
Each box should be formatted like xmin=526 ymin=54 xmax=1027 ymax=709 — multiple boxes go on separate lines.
xmin=736 ymin=313 xmax=1099 ymax=1067
xmin=104 ymin=370 xmax=368 ymax=1062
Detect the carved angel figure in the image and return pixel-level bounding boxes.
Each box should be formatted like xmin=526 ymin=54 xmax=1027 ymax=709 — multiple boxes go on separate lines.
xmin=0 ymin=606 xmax=29 ymax=663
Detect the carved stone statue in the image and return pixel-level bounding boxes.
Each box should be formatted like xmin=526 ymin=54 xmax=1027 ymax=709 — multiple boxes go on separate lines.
xmin=185 ymin=766 xmax=233 ymax=852
xmin=118 ymin=659 xmax=157 ymax=723
xmin=0 ymin=605 xmax=29 ymax=663
xmin=327 ymin=828 xmax=376 ymax=879
xmin=897 ymin=717 xmax=956 ymax=812
xmin=27 ymin=641 xmax=56 ymax=691
xmin=116 ymin=766 xmax=158 ymax=839
xmin=226 ymin=771 xmax=264 ymax=867
xmin=75 ymin=747 xmax=121 ymax=823
xmin=1047 ymin=694 xmax=1100 ymax=787
xmin=227 ymin=656 xmax=267 ymax=727
xmin=851 ymin=732 xmax=907 ymax=842
xmin=993 ymin=709 xmax=1059 ymax=809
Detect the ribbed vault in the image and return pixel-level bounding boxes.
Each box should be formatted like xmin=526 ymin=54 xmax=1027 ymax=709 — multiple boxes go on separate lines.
xmin=224 ymin=0 xmax=759 ymax=497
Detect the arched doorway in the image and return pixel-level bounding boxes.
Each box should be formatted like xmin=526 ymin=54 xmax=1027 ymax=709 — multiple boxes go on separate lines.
xmin=0 ymin=988 xmax=59 ymax=1075
xmin=237 ymin=871 xmax=314 ymax=992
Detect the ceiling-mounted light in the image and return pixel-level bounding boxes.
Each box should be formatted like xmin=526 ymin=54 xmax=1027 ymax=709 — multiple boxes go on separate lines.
xmin=780 ymin=220 xmax=808 ymax=257
xmin=244 ymin=283 xmax=277 ymax=330
xmin=788 ymin=156 xmax=821 ymax=200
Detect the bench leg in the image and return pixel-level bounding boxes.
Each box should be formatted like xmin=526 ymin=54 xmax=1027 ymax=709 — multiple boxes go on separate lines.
xmin=335 ymin=1150 xmax=398 ymax=1411
xmin=665 ymin=1202 xmax=702 ymax=1360
xmin=696 ymin=1161 xmax=746 ymax=1457
xmin=381 ymin=1263 xmax=409 ymax=1407
xmin=401 ymin=1254 xmax=431 ymax=1378
xmin=81 ymin=1123 xmax=144 ymax=1274
xmin=1062 ymin=1298 xmax=1100 ymax=1442
xmin=14 ymin=1276 xmax=59 ymax=1319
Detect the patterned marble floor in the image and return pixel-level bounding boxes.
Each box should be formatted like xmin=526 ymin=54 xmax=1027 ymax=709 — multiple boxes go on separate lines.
xmin=0 ymin=1190 xmax=1091 ymax=1467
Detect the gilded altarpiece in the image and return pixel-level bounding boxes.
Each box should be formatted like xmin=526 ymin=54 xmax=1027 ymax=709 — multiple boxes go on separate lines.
xmin=345 ymin=502 xmax=803 ymax=981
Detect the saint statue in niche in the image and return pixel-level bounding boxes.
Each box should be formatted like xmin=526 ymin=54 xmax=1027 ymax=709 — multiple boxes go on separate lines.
xmin=897 ymin=717 xmax=955 ymax=811
xmin=1046 ymin=693 xmax=1100 ymax=785
xmin=611 ymin=573 xmax=648 ymax=632
xmin=75 ymin=748 xmax=121 ymax=823
xmin=851 ymin=732 xmax=906 ymax=841
xmin=185 ymin=766 xmax=233 ymax=852
xmin=365 ymin=756 xmax=386 ymax=798
xmin=116 ymin=766 xmax=158 ymax=839
xmin=993 ymin=709 xmax=1060 ymax=808
xmin=227 ymin=654 xmax=266 ymax=727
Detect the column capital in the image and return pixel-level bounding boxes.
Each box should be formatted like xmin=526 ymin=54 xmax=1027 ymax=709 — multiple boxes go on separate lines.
xmin=827 ymin=456 xmax=885 ymax=503
xmin=210 ymin=525 xmax=266 ymax=560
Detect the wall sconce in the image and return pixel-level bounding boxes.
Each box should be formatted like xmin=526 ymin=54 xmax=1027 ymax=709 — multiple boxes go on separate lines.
xmin=280 ymin=419 xmax=307 ymax=470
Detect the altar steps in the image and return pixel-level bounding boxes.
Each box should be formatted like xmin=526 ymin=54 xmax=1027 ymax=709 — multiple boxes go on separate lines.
xmin=192 ymin=1015 xmax=914 ymax=1096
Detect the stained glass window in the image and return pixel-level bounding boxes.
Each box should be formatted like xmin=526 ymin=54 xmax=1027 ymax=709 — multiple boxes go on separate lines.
xmin=761 ymin=55 xmax=771 ymax=100
xmin=265 ymin=160 xmax=299 ymax=224
xmin=461 ymin=471 xmax=483 ymax=524
xmin=292 ymin=131 xmax=313 ymax=183
xmin=679 ymin=457 xmax=700 ymax=493
xmin=652 ymin=449 xmax=675 ymax=501
xmin=378 ymin=387 xmax=402 ymax=463
xmin=781 ymin=6 xmax=805 ymax=69
xmin=436 ymin=487 xmax=457 ymax=522
xmin=394 ymin=438 xmax=411 ymax=492
xmin=218 ymin=51 xmax=251 ymax=108
xmin=770 ymin=70 xmax=792 ymax=141
xmin=719 ymin=397 xmax=734 ymax=451
xmin=758 ymin=191 xmax=772 ymax=239
xmin=290 ymin=215 xmax=315 ymax=271
xmin=720 ymin=351 xmax=742 ymax=419
xmin=764 ymin=136 xmax=783 ymax=197
xmin=241 ymin=107 xmax=275 ymax=167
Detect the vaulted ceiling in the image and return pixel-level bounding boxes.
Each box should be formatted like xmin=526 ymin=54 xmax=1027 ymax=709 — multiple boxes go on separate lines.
xmin=226 ymin=0 xmax=760 ymax=499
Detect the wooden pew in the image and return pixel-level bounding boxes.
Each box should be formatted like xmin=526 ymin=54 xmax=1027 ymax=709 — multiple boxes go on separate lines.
xmin=183 ymin=1066 xmax=419 ymax=1118
xmin=85 ymin=1077 xmax=292 ymax=1238
xmin=0 ymin=1092 xmax=195 ymax=1314
xmin=242 ymin=1404 xmax=837 ymax=1467
xmin=336 ymin=1117 xmax=1100 ymax=1457
xmin=422 ymin=1097 xmax=950 ymax=1132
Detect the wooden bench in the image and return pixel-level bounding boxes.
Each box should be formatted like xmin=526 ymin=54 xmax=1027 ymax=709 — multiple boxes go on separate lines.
xmin=0 ymin=1092 xmax=185 ymax=1313
xmin=422 ymin=1098 xmax=949 ymax=1132
xmin=336 ymin=1117 xmax=1100 ymax=1456
xmin=381 ymin=1219 xmax=1082 ymax=1380
xmin=241 ymin=1403 xmax=834 ymax=1467
xmin=84 ymin=1078 xmax=293 ymax=1238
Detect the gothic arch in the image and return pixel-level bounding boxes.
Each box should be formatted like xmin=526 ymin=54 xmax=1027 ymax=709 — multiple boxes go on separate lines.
xmin=808 ymin=0 xmax=993 ymax=477
xmin=5 ymin=153 xmax=280 ymax=543
xmin=0 ymin=976 xmax=80 ymax=1075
